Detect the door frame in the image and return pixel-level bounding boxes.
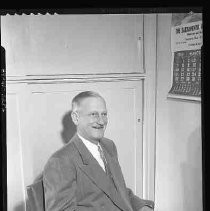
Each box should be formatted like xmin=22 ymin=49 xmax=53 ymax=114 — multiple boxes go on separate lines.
xmin=142 ymin=14 xmax=157 ymax=201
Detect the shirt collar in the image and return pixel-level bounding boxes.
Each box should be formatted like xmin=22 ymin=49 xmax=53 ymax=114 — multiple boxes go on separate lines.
xmin=77 ymin=133 xmax=100 ymax=148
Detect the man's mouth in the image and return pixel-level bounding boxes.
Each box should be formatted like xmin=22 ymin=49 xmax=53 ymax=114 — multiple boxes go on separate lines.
xmin=92 ymin=126 xmax=104 ymax=129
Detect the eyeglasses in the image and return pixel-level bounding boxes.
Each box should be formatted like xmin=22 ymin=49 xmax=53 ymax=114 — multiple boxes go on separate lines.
xmin=87 ymin=112 xmax=108 ymax=120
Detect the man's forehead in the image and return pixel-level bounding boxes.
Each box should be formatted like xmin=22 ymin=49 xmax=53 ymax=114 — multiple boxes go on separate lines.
xmin=80 ymin=96 xmax=105 ymax=104
xmin=79 ymin=97 xmax=107 ymax=109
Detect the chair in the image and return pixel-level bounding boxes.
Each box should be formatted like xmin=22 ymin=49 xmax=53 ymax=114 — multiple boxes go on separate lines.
xmin=26 ymin=176 xmax=154 ymax=211
xmin=26 ymin=178 xmax=45 ymax=211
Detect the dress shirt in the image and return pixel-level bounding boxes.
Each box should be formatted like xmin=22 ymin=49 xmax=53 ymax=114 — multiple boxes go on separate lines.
xmin=77 ymin=133 xmax=106 ymax=172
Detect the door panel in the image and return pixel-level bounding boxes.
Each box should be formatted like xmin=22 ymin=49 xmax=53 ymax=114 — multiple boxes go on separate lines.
xmin=2 ymin=15 xmax=144 ymax=76
xmin=7 ymin=80 xmax=143 ymax=210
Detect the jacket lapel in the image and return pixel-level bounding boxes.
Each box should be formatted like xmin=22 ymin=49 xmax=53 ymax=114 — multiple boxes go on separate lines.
xmin=100 ymin=141 xmax=134 ymax=211
xmin=103 ymin=150 xmax=134 ymax=211
xmin=71 ymin=134 xmax=130 ymax=211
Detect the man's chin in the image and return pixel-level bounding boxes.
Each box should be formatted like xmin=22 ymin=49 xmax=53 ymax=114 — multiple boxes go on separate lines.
xmin=92 ymin=133 xmax=104 ymax=141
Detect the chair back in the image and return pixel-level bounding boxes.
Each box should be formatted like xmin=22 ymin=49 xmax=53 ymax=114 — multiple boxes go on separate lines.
xmin=27 ymin=179 xmax=45 ymax=211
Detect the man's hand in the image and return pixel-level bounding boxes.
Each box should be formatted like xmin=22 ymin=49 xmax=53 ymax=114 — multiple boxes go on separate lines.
xmin=139 ymin=206 xmax=154 ymax=211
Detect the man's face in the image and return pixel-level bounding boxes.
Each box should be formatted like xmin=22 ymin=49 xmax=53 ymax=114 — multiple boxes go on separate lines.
xmin=76 ymin=97 xmax=108 ymax=143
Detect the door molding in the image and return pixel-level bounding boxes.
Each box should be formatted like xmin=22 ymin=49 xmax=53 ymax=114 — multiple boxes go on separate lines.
xmin=6 ymin=72 xmax=146 ymax=84
xmin=142 ymin=14 xmax=157 ymax=201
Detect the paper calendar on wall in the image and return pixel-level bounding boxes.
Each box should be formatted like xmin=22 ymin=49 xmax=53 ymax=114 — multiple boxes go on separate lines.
xmin=168 ymin=13 xmax=202 ymax=101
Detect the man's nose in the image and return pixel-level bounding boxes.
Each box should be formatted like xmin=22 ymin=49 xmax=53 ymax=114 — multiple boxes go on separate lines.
xmin=97 ymin=115 xmax=107 ymax=125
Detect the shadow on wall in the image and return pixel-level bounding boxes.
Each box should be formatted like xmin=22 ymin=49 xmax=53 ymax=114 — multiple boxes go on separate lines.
xmin=31 ymin=110 xmax=76 ymax=181
xmin=60 ymin=110 xmax=77 ymax=144
xmin=181 ymin=127 xmax=202 ymax=211
xmin=16 ymin=111 xmax=77 ymax=211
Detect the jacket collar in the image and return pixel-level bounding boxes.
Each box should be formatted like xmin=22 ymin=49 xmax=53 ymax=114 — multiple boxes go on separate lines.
xmin=71 ymin=133 xmax=131 ymax=211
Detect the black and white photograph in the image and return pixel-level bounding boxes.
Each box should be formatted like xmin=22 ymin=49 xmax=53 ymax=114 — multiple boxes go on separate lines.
xmin=1 ymin=8 xmax=203 ymax=211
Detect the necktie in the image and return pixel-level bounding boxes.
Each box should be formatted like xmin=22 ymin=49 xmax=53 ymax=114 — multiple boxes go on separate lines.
xmin=97 ymin=144 xmax=108 ymax=173
xmin=98 ymin=144 xmax=118 ymax=191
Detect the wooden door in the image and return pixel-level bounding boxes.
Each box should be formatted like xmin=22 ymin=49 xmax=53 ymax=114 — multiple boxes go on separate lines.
xmin=3 ymin=13 xmax=158 ymax=211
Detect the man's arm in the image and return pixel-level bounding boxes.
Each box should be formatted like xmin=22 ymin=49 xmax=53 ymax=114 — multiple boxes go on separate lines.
xmin=111 ymin=141 xmax=154 ymax=211
xmin=127 ymin=188 xmax=154 ymax=211
xmin=43 ymin=156 xmax=77 ymax=211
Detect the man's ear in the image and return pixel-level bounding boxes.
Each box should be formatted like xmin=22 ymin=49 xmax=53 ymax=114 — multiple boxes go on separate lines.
xmin=71 ymin=111 xmax=79 ymax=125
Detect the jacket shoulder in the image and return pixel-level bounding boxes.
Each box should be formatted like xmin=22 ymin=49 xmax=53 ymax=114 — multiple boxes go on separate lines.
xmin=51 ymin=141 xmax=75 ymax=159
xmin=44 ymin=140 xmax=77 ymax=172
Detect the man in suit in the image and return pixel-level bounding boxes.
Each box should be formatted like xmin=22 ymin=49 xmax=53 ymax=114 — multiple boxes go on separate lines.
xmin=43 ymin=91 xmax=154 ymax=211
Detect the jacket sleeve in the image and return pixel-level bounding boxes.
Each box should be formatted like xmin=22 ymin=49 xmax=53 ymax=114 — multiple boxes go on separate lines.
xmin=127 ymin=188 xmax=154 ymax=211
xmin=111 ymin=141 xmax=154 ymax=211
xmin=43 ymin=155 xmax=77 ymax=211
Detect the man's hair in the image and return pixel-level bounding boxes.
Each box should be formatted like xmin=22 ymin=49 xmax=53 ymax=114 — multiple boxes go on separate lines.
xmin=71 ymin=91 xmax=104 ymax=112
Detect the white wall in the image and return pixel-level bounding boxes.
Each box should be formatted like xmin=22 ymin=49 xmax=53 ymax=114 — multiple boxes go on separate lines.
xmin=155 ymin=14 xmax=202 ymax=211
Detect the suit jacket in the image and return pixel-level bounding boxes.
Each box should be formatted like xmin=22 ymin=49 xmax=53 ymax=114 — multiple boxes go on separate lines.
xmin=43 ymin=134 xmax=154 ymax=211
